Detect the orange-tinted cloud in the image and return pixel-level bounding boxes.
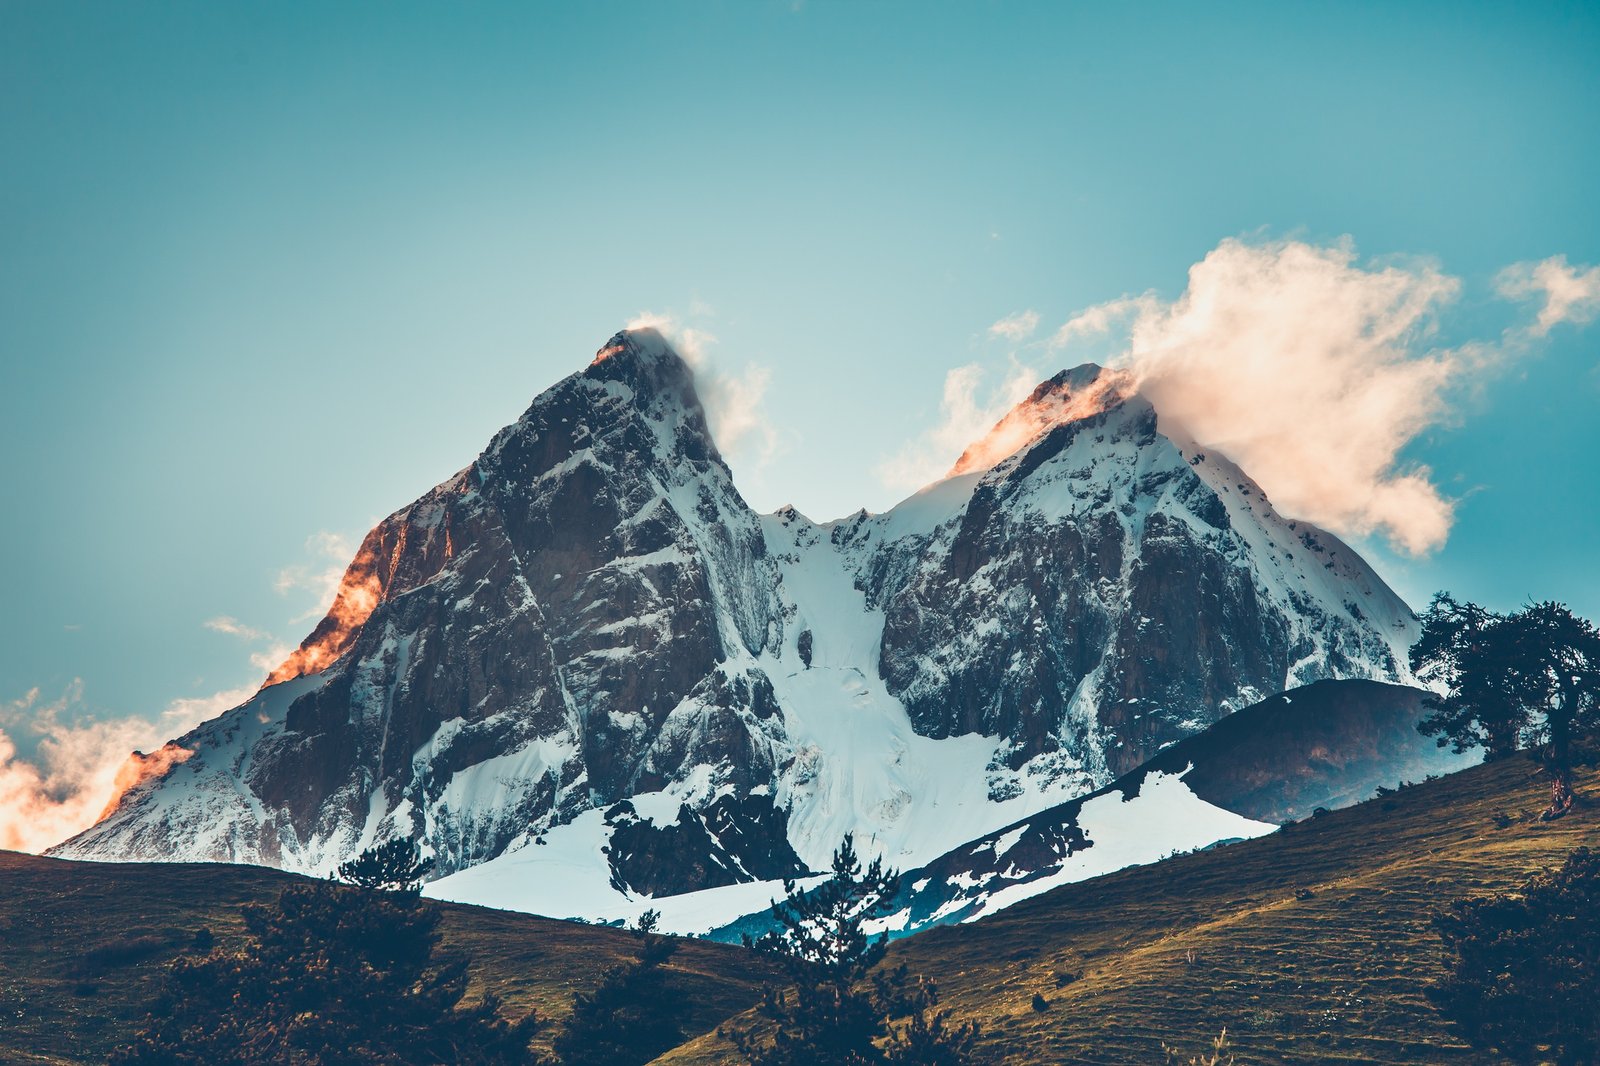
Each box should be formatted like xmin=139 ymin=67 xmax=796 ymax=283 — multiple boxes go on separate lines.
xmin=0 ymin=683 xmax=236 ymax=853
xmin=1068 ymin=237 xmax=1465 ymax=555
xmin=948 ymin=367 xmax=1132 ymax=478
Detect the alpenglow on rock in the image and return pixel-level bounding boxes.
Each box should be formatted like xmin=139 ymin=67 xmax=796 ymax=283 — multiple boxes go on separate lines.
xmin=55 ymin=328 xmax=1418 ymax=933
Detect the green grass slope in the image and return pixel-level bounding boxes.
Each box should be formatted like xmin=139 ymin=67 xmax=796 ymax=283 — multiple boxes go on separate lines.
xmin=0 ymin=853 xmax=776 ymax=1065
xmin=661 ymin=757 xmax=1600 ymax=1065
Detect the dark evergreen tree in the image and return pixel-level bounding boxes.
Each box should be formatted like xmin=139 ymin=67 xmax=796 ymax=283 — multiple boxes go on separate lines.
xmin=1411 ymin=593 xmax=1523 ymax=759
xmin=1412 ymin=595 xmax=1600 ymax=819
xmin=730 ymin=835 xmax=977 ymax=1065
xmin=1431 ymin=847 xmax=1600 ymax=1064
xmin=338 ymin=837 xmax=435 ymax=892
xmin=1512 ymin=602 xmax=1600 ymax=818
xmin=109 ymin=880 xmax=541 ymax=1065
xmin=551 ymin=917 xmax=683 ymax=1066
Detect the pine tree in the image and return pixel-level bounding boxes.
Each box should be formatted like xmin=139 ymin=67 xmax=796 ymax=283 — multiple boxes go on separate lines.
xmin=338 ymin=837 xmax=435 ymax=892
xmin=109 ymin=880 xmax=541 ymax=1065
xmin=1431 ymin=846 xmax=1600 ymax=1064
xmin=551 ymin=914 xmax=684 ymax=1066
xmin=730 ymin=835 xmax=977 ymax=1065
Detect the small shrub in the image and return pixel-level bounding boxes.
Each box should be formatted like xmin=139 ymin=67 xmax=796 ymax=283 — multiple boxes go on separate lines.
xmin=1053 ymin=970 xmax=1080 ymax=987
xmin=1031 ymin=993 xmax=1049 ymax=1012
xmin=1163 ymin=1028 xmax=1237 ymax=1065
xmin=77 ymin=935 xmax=170 ymax=975
xmin=1294 ymin=887 xmax=1315 ymax=901
xmin=1431 ymin=846 xmax=1600 ymax=1063
xmin=1491 ymin=810 xmax=1514 ymax=830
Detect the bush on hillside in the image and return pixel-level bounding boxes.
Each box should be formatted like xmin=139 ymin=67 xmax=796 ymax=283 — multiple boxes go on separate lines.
xmin=1431 ymin=846 xmax=1600 ymax=1064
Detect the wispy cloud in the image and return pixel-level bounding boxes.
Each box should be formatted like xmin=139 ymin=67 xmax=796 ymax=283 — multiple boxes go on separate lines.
xmin=1047 ymin=294 xmax=1158 ymax=349
xmin=1495 ymin=255 xmax=1600 ymax=337
xmin=275 ymin=531 xmax=358 ymax=623
xmin=204 ymin=615 xmax=267 ymax=641
xmin=876 ymin=357 xmax=1042 ymax=493
xmin=988 ymin=310 xmax=1041 ymax=341
xmin=625 ymin=311 xmax=780 ymax=469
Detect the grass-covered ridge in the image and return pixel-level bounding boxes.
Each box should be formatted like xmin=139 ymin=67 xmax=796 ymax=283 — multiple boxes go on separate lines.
xmin=4 ymin=755 xmax=1595 ymax=1065
xmin=0 ymin=853 xmax=776 ymax=1065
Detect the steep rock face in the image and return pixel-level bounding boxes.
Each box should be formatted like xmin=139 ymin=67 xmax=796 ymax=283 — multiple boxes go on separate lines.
xmin=62 ymin=329 xmax=787 ymax=879
xmin=57 ymin=336 xmax=1421 ymax=932
xmin=828 ymin=369 xmax=1412 ymax=784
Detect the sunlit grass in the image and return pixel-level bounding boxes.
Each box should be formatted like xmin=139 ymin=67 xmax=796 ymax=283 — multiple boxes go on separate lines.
xmin=0 ymin=854 xmax=776 ymax=1065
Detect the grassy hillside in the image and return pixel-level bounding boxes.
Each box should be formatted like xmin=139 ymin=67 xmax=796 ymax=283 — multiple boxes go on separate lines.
xmin=0 ymin=852 xmax=776 ymax=1065
xmin=7 ymin=756 xmax=1595 ymax=1065
xmin=662 ymin=756 xmax=1600 ymax=1065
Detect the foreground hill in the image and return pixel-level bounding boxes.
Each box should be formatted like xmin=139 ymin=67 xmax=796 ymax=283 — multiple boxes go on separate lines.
xmin=661 ymin=755 xmax=1600 ymax=1065
xmin=9 ymin=756 xmax=1596 ymax=1064
xmin=0 ymin=852 xmax=774 ymax=1066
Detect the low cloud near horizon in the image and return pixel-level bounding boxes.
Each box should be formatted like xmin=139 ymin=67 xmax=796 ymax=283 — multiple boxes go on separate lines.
xmin=886 ymin=236 xmax=1599 ymax=556
xmin=1 ymin=536 xmax=337 ymax=853
xmin=0 ymin=680 xmax=250 ymax=853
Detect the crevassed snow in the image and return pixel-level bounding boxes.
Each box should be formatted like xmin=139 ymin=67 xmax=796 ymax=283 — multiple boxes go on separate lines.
xmin=757 ymin=510 xmax=1086 ymax=872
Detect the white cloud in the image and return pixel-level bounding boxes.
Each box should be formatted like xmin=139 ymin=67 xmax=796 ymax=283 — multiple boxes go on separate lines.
xmin=0 ymin=680 xmax=249 ymax=853
xmin=204 ymin=615 xmax=267 ymax=641
xmin=1048 ymin=294 xmax=1159 ymax=349
xmin=988 ymin=310 xmax=1041 ymax=341
xmin=1056 ymin=237 xmax=1467 ymax=555
xmin=1496 ymin=255 xmax=1600 ymax=336
xmin=877 ymin=357 xmax=1042 ymax=493
xmin=275 ymin=531 xmax=358 ymax=623
xmin=624 ymin=311 xmax=780 ymax=470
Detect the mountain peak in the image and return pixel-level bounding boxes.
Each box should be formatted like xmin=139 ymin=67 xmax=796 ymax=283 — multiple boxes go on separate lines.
xmin=948 ymin=363 xmax=1135 ymax=477
xmin=591 ymin=326 xmax=680 ymax=368
xmin=584 ymin=326 xmax=704 ymax=418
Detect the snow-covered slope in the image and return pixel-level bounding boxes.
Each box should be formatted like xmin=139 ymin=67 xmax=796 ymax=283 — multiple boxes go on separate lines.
xmin=710 ymin=679 xmax=1474 ymax=941
xmin=56 ymin=331 xmax=1420 ymax=935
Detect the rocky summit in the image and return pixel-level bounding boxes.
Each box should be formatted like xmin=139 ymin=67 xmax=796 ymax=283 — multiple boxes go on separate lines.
xmin=55 ymin=328 xmax=1420 ymax=934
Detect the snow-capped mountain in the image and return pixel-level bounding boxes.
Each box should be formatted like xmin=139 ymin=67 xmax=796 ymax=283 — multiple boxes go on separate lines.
xmin=54 ymin=328 xmax=1419 ymax=934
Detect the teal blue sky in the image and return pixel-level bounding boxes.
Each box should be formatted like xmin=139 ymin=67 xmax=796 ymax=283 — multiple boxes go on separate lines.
xmin=3 ymin=2 xmax=1598 ymax=752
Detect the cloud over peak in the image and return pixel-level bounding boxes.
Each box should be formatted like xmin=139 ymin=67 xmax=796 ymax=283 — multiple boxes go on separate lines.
xmin=887 ymin=236 xmax=1599 ymax=557
xmin=624 ymin=312 xmax=779 ymax=469
xmin=1103 ymin=237 xmax=1464 ymax=556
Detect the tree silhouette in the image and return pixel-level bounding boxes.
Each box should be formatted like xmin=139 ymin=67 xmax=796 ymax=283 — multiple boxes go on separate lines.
xmin=1411 ymin=593 xmax=1523 ymax=760
xmin=109 ymin=880 xmax=540 ymax=1065
xmin=1412 ymin=595 xmax=1600 ymax=819
xmin=1431 ymin=846 xmax=1600 ymax=1064
xmin=730 ymin=835 xmax=977 ymax=1065
xmin=338 ymin=838 xmax=435 ymax=893
xmin=551 ymin=913 xmax=683 ymax=1066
